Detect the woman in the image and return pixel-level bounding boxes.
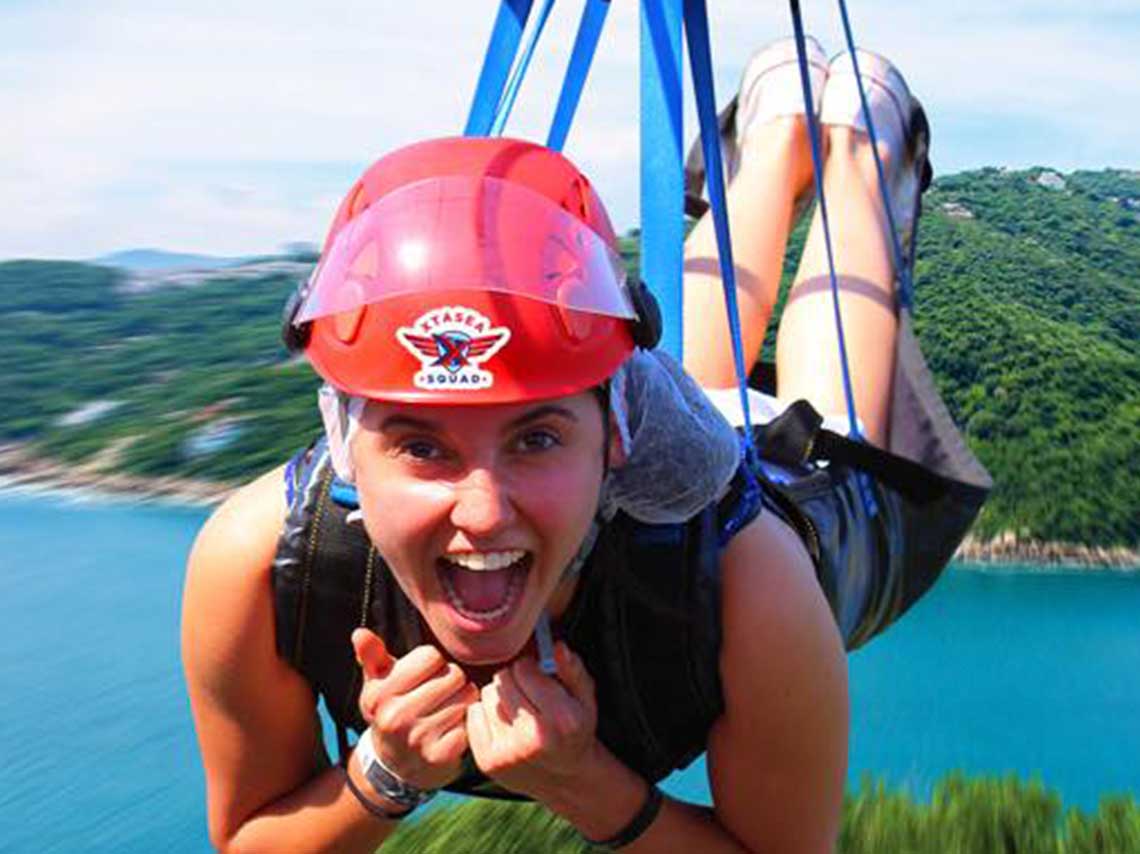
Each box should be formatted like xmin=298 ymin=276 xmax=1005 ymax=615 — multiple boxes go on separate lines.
xmin=183 ymin=41 xmax=986 ymax=852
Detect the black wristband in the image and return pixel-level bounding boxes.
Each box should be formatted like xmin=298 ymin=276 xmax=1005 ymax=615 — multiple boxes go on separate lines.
xmin=583 ymin=783 xmax=664 ymax=849
xmin=339 ymin=759 xmax=415 ymax=821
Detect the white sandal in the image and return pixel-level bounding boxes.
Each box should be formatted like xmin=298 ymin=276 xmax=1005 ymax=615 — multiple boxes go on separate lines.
xmin=734 ymin=34 xmax=829 ymax=169
xmin=821 ymin=50 xmax=932 ymax=271
xmin=683 ymin=35 xmax=828 ymax=219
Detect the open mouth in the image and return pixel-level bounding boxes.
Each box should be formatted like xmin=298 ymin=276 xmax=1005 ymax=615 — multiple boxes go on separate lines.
xmin=436 ymin=549 xmax=532 ymax=628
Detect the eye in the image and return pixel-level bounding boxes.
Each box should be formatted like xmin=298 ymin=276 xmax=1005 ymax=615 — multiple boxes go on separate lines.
xmin=400 ymin=439 xmax=445 ymax=461
xmin=514 ymin=428 xmax=562 ymax=453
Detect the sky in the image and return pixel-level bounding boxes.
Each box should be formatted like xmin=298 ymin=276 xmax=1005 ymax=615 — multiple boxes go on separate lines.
xmin=2 ymin=0 xmax=1138 ymax=260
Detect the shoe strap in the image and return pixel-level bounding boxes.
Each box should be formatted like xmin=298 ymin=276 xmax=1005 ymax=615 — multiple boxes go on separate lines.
xmin=835 ymin=0 xmax=923 ymax=311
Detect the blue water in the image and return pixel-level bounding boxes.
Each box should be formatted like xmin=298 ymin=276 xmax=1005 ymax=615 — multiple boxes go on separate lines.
xmin=0 ymin=492 xmax=1137 ymax=852
xmin=665 ymin=564 xmax=1140 ymax=811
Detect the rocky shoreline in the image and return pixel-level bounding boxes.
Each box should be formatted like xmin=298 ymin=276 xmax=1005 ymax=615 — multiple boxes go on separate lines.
xmin=0 ymin=442 xmax=234 ymax=507
xmin=954 ymin=534 xmax=1138 ymax=571
xmin=1 ymin=442 xmax=1136 ymax=570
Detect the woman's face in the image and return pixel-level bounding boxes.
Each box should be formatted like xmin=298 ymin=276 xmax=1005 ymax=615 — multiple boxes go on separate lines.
xmin=350 ymin=391 xmax=608 ymax=666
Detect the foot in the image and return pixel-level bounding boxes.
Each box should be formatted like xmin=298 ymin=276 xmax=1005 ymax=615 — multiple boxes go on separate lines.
xmin=820 ymin=50 xmax=930 ymax=264
xmin=683 ymin=36 xmax=827 ymax=219
xmin=733 ymin=35 xmax=828 ymax=177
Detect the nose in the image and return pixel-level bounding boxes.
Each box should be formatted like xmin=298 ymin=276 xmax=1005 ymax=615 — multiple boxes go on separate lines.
xmin=449 ymin=467 xmax=517 ymax=537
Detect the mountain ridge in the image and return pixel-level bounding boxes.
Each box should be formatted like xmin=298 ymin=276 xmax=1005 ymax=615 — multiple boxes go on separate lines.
xmin=91 ymin=248 xmax=251 ymax=272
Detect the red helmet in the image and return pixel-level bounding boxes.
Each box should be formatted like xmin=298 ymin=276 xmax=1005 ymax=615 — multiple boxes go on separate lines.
xmin=292 ymin=136 xmax=648 ymax=404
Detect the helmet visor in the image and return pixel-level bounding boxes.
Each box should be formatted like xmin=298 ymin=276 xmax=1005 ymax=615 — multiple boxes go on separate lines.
xmin=296 ymin=175 xmax=634 ymax=323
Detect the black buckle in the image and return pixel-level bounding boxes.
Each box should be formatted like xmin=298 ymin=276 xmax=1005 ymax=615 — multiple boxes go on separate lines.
xmin=628 ymin=277 xmax=662 ymax=350
xmin=281 ymin=284 xmax=312 ymax=353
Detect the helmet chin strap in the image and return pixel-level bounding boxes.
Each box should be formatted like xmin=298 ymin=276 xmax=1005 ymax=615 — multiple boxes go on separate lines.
xmin=534 ymin=611 xmax=558 ymax=675
xmin=599 ymin=378 xmax=613 ymax=479
xmin=534 ymin=379 xmax=613 ymax=675
xmin=534 ymin=504 xmax=604 ymax=676
xmin=562 ymin=379 xmax=613 ymax=583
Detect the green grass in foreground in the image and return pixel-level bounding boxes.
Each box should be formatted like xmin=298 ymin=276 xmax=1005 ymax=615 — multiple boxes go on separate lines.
xmin=381 ymin=774 xmax=1140 ymax=853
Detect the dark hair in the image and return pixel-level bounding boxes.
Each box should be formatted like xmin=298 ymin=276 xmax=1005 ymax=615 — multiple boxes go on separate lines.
xmin=592 ymin=381 xmax=613 ymax=477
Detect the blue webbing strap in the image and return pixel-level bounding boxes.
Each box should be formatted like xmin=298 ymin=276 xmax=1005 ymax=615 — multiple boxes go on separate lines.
xmin=547 ymin=0 xmax=611 ymax=151
xmin=491 ymin=0 xmax=558 ymax=136
xmin=788 ymin=1 xmax=859 ymax=441
xmin=465 ymin=0 xmax=534 ymax=136
xmin=682 ymin=0 xmax=759 ymax=470
xmin=835 ymin=0 xmax=914 ymax=310
xmin=284 ymin=455 xmax=298 ymax=508
xmin=639 ymin=0 xmax=685 ymax=360
xmin=330 ymin=479 xmax=360 ymax=509
xmin=790 ymin=0 xmax=877 ymax=515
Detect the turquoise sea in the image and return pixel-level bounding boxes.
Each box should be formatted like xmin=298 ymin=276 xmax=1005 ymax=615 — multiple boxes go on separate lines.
xmin=0 ymin=491 xmax=1137 ymax=852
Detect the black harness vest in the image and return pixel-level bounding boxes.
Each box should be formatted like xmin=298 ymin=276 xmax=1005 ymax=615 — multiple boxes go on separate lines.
xmin=272 ymin=438 xmax=767 ymax=798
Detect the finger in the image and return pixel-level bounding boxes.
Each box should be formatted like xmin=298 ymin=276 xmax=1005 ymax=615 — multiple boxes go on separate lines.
xmin=422 ymin=722 xmax=469 ymax=767
xmin=360 ymin=660 xmax=450 ymax=721
xmin=466 ymin=701 xmax=493 ymax=759
xmin=359 ymin=677 xmax=387 ymax=722
xmin=407 ymin=682 xmax=480 ymax=746
xmin=487 ymin=668 xmax=538 ymax=733
xmin=374 ymin=666 xmax=473 ymax=737
xmin=399 ymin=662 xmax=472 ymax=716
xmin=554 ymin=642 xmax=596 ymax=712
xmin=414 ymin=693 xmax=471 ymax=735
xmin=478 ymin=681 xmax=511 ymax=743
xmin=383 ymin=645 xmax=450 ymax=695
xmin=512 ymin=656 xmax=573 ymax=715
xmin=351 ymin=628 xmax=395 ymax=680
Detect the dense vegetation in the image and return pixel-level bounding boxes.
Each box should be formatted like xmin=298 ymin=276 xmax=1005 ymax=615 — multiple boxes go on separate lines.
xmin=912 ymin=169 xmax=1138 ymax=544
xmin=2 ymin=167 xmax=1137 ymax=545
xmin=2 ymin=261 xmax=321 ymax=480
xmin=380 ymin=774 xmax=1140 ymax=853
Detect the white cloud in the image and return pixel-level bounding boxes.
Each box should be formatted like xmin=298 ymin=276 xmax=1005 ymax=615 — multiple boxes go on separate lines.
xmin=0 ymin=0 xmax=1136 ymax=257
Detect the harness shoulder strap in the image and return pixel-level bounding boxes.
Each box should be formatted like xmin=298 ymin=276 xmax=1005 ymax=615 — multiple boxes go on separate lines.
xmin=272 ymin=439 xmax=423 ymax=761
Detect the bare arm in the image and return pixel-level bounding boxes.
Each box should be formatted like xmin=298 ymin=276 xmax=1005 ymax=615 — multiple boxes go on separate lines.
xmin=181 ymin=467 xmax=402 ymax=853
xmin=707 ymin=509 xmax=849 ymax=852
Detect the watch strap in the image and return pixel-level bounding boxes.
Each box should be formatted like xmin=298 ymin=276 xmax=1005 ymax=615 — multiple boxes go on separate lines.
xmin=583 ymin=783 xmax=665 ymax=849
xmin=341 ymin=763 xmax=415 ymax=820
xmin=354 ymin=730 xmax=437 ymax=813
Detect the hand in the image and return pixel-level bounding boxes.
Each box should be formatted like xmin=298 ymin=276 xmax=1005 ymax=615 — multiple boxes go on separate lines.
xmin=466 ymin=641 xmax=600 ymax=801
xmin=352 ymin=628 xmax=479 ymax=791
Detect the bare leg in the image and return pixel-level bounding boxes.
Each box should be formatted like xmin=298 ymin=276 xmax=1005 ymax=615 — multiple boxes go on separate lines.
xmin=776 ymin=127 xmax=900 ymax=448
xmin=682 ymin=119 xmax=814 ymax=387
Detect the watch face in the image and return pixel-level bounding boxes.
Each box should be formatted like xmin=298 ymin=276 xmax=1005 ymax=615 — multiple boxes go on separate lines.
xmin=355 ymin=731 xmax=437 ymax=810
xmin=363 ymin=756 xmax=436 ymax=808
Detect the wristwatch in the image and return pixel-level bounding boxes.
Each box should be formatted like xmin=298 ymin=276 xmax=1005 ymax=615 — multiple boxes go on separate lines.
xmin=354 ymin=730 xmax=437 ymax=816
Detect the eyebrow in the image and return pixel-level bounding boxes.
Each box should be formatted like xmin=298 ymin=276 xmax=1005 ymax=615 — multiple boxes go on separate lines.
xmin=378 ymin=414 xmax=441 ymax=433
xmin=379 ymin=404 xmax=578 ymax=435
xmin=506 ymin=404 xmax=578 ymax=430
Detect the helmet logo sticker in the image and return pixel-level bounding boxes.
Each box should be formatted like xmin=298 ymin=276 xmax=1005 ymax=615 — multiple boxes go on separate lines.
xmin=396 ymin=306 xmax=511 ymax=390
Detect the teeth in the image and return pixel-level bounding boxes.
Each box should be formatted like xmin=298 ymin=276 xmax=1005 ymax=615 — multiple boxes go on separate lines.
xmin=439 ymin=565 xmax=527 ymax=622
xmin=442 ymin=549 xmax=526 ymax=572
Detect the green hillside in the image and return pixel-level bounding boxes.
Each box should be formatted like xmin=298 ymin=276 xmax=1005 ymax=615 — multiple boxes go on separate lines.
xmin=2 ymin=168 xmax=1137 ymax=546
xmin=913 ymin=168 xmax=1138 ymax=544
